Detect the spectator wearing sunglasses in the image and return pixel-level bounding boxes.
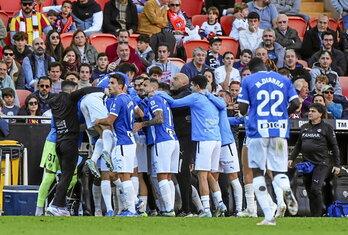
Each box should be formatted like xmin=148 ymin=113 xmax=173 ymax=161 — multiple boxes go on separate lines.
xmin=322 ymin=85 xmax=342 ymax=119
xmin=2 ymin=45 xmax=22 ymax=88
xmin=18 ymin=93 xmax=42 ymax=123
xmin=32 ymin=76 xmax=53 ymax=114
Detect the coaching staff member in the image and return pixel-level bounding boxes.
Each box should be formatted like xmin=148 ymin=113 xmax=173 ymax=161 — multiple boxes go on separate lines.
xmin=47 ymin=80 xmax=103 ymax=216
xmin=289 ymin=103 xmax=341 ymax=217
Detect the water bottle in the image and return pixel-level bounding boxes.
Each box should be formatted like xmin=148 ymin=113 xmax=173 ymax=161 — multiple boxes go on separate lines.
xmin=78 ymin=202 xmax=83 ymax=216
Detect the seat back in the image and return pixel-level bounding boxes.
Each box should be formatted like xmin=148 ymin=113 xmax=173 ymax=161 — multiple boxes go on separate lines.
xmin=191 ymin=14 xmax=207 ymax=27
xmin=60 ymin=33 xmax=74 ymax=49
xmin=183 ymin=40 xmax=209 ymax=61
xmin=16 ymin=90 xmax=31 ymax=107
xmin=180 ymin=0 xmax=203 ymax=18
xmin=89 ymin=33 xmax=118 ymax=53
xmin=129 ymin=34 xmax=139 ymax=50
xmin=220 ymin=16 xmax=234 ymax=36
xmin=168 ymin=57 xmax=185 ymax=69
xmin=219 ymin=36 xmax=239 ymax=57
xmin=297 ymin=60 xmax=309 ymax=68
xmin=288 ymin=16 xmax=307 ymax=40
xmin=0 ymin=11 xmax=9 ymax=28
xmin=0 ymin=0 xmax=21 ymax=15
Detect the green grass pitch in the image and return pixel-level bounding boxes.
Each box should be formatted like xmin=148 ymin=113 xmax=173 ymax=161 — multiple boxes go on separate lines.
xmin=0 ymin=217 xmax=347 ymax=235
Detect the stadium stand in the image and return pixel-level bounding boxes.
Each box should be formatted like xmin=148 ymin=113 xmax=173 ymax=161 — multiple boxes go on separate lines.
xmin=191 ymin=15 xmax=207 ymax=28
xmin=219 ymin=36 xmax=239 ymax=57
xmin=287 ymin=16 xmax=307 ymax=41
xmin=220 ymin=15 xmax=234 ymax=36
xmin=180 ymin=0 xmax=203 ymax=18
xmin=183 ymin=40 xmax=209 ymax=61
xmin=16 ymin=89 xmax=31 ymax=107
xmin=89 ymin=33 xmax=117 ymax=53
xmin=168 ymin=57 xmax=186 ymax=69
xmin=60 ymin=33 xmax=74 ymax=49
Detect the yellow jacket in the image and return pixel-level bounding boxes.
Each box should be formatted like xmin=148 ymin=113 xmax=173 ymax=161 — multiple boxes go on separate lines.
xmin=138 ymin=0 xmax=168 ymax=35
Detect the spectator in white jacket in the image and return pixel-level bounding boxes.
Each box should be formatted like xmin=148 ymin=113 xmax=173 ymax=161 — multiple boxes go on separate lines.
xmin=239 ymin=12 xmax=264 ymax=54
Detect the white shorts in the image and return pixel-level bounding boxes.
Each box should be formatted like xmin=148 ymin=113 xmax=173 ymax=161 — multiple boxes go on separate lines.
xmin=111 ymin=144 xmax=136 ymax=173
xmin=151 ymin=140 xmax=180 ymax=174
xmin=195 ymin=140 xmax=221 ymax=171
xmin=216 ymin=143 xmax=240 ymax=173
xmin=80 ymin=92 xmax=108 ymax=129
xmin=243 ymin=136 xmax=251 ymax=147
xmin=247 ymin=137 xmax=288 ymax=172
xmin=136 ymin=142 xmax=148 ymax=173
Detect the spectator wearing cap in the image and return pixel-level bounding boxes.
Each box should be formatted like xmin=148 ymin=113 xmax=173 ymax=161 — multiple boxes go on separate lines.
xmin=274 ymin=14 xmax=302 ymax=51
xmin=102 ymin=0 xmax=138 ymax=37
xmin=301 ymin=14 xmax=338 ymax=60
xmin=138 ymin=0 xmax=168 ymax=36
xmin=147 ymin=43 xmax=180 ymax=84
xmin=135 ymin=34 xmax=155 ymax=68
xmin=10 ymin=0 xmax=52 ymax=46
xmin=180 ymin=47 xmax=210 ymax=79
xmin=259 ymin=28 xmax=285 ymax=68
xmin=71 ymin=0 xmax=103 ymax=36
xmin=322 ymin=84 xmax=342 ymax=119
xmin=239 ymin=12 xmax=264 ymax=54
xmin=247 ymin=0 xmax=278 ymax=29
xmin=205 ymin=37 xmax=223 ymax=70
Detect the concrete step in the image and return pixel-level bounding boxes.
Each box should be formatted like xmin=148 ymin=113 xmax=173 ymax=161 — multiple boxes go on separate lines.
xmin=301 ymin=2 xmax=324 ymax=12
xmin=300 ymin=11 xmax=333 ymax=18
xmin=301 ymin=0 xmax=316 ymax=2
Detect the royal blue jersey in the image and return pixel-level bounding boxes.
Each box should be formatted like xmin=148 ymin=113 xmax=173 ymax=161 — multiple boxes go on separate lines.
xmin=147 ymin=95 xmax=177 ymax=144
xmin=156 ymin=91 xmax=222 ymax=141
xmin=110 ymin=93 xmax=135 ymax=145
xmin=237 ymin=71 xmax=298 ymax=138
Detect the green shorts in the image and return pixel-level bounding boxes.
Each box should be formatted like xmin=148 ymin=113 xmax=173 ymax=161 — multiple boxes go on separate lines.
xmin=40 ymin=140 xmax=60 ymax=172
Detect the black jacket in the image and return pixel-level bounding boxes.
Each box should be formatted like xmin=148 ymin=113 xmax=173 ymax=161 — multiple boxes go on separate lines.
xmin=102 ymin=0 xmax=138 ymax=35
xmin=301 ymin=27 xmax=338 ymax=60
xmin=48 ymin=87 xmax=102 ymax=142
xmin=171 ymin=84 xmax=191 ymax=138
xmin=290 ymin=120 xmax=340 ymax=167
xmin=308 ymin=48 xmax=347 ymax=76
xmin=275 ymin=27 xmax=302 ymax=50
xmin=33 ymin=90 xmax=54 ymax=114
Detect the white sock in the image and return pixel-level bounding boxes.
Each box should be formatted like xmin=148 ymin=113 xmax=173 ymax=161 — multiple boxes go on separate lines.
xmin=92 ymin=184 xmax=102 ymax=211
xmin=158 ymin=179 xmax=172 ymax=212
xmin=253 ymin=176 xmax=273 ymax=221
xmin=273 ymin=174 xmax=291 ymax=191
xmin=138 ymin=195 xmax=148 ymax=213
xmin=114 ymin=179 xmax=125 ymax=213
xmin=200 ymin=195 xmax=210 ymax=213
xmin=131 ymin=176 xmax=139 ymax=204
xmin=91 ymin=139 xmax=103 ymax=162
xmin=231 ymin=179 xmax=243 ymax=212
xmin=244 ymin=184 xmax=255 ymax=211
xmin=272 ymin=180 xmax=285 ymax=206
xmin=101 ymin=180 xmax=113 ymax=212
xmin=212 ymin=191 xmax=223 ymax=207
xmin=102 ymin=130 xmax=113 ymax=154
xmin=192 ymin=185 xmax=203 ymax=212
xmin=122 ymin=180 xmax=136 ymax=213
xmin=112 ymin=186 xmax=118 ymax=213
xmin=168 ymin=180 xmax=175 ymax=210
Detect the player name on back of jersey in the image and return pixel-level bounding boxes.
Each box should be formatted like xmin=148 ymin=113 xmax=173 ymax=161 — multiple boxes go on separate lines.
xmin=255 ymin=77 xmax=284 ymax=88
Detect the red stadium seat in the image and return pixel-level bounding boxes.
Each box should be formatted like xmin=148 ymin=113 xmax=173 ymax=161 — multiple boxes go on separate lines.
xmin=338 ymin=18 xmax=344 ymax=32
xmin=95 ymin=0 xmax=109 ymax=10
xmin=168 ymin=57 xmax=185 ymax=69
xmin=287 ymin=16 xmax=307 ymax=40
xmin=297 ymin=59 xmax=309 ymax=68
xmin=191 ymin=14 xmax=207 ymax=27
xmin=89 ymin=33 xmax=118 ymax=53
xmin=60 ymin=33 xmax=74 ymax=49
xmin=339 ymin=76 xmax=348 ymax=98
xmin=0 ymin=0 xmax=21 ymax=15
xmin=0 ymin=11 xmax=9 ymax=28
xmin=219 ymin=36 xmax=239 ymax=57
xmin=183 ymin=40 xmax=209 ymax=61
xmin=181 ymin=0 xmax=203 ymax=18
xmin=309 ymin=17 xmax=338 ymax=31
xmin=16 ymin=90 xmax=31 ymax=107
xmin=129 ymin=34 xmax=139 ymax=50
xmin=220 ymin=16 xmax=234 ymax=36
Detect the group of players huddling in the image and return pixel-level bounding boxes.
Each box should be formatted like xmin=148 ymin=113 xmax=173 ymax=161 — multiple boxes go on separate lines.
xmin=37 ymin=57 xmax=299 ymax=226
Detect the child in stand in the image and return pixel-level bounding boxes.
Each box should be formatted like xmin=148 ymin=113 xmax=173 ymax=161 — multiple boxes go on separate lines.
xmin=136 ymin=34 xmax=155 ymax=68
xmin=309 ymin=74 xmax=329 ymax=96
xmin=205 ymin=37 xmax=223 ymax=70
xmin=1 ymin=88 xmax=20 ymax=123
xmin=200 ymin=7 xmax=222 ymax=39
xmin=149 ymin=66 xmax=163 ymax=82
xmin=55 ymin=0 xmax=77 ymax=34
xmin=229 ymin=2 xmax=249 ymax=40
xmin=91 ymin=53 xmax=109 ymax=85
xmin=233 ymin=49 xmax=252 ymax=74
